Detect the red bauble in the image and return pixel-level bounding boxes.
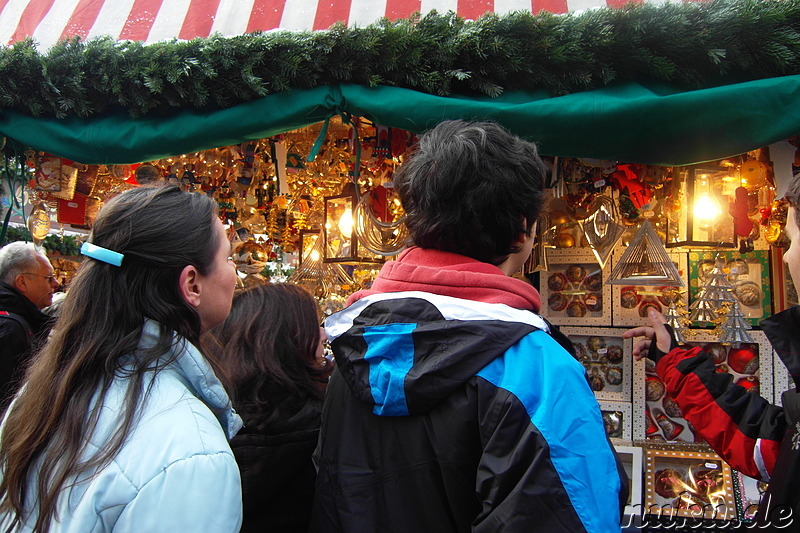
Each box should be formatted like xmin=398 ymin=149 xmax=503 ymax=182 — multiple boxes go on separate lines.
xmin=736 ymin=376 xmax=760 ymax=394
xmin=727 ymin=346 xmax=759 ymax=374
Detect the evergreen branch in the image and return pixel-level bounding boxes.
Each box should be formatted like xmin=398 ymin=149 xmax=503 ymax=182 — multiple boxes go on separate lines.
xmin=0 ymin=0 xmax=798 ymax=118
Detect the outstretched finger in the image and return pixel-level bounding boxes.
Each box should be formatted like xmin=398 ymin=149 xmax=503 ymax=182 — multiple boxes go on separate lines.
xmin=647 ymin=310 xmax=673 ymax=354
xmin=622 ymin=326 xmax=654 ymax=340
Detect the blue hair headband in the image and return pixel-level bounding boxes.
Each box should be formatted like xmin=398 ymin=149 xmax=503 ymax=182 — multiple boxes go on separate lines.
xmin=80 ymin=242 xmax=124 ymax=267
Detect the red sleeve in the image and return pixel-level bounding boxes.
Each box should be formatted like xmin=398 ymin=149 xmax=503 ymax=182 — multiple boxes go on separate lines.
xmin=656 ymin=346 xmax=786 ymax=481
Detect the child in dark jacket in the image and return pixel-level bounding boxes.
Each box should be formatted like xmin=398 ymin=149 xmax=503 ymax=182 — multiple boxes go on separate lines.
xmin=208 ymin=283 xmax=331 ymax=533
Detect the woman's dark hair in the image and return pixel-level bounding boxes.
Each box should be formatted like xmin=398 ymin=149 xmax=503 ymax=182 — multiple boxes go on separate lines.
xmin=394 ymin=120 xmax=547 ymax=265
xmin=0 ymin=186 xmax=223 ymax=532
xmin=206 ymin=283 xmax=326 ymax=432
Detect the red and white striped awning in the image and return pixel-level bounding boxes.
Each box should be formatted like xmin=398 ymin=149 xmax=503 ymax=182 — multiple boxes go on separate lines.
xmin=0 ymin=0 xmax=677 ymax=49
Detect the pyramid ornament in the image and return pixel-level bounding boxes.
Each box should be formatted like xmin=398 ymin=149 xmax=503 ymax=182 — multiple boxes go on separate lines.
xmin=607 ymin=220 xmax=685 ymax=286
xmin=717 ymin=300 xmax=754 ymax=347
xmin=688 ymin=257 xmax=735 ymax=326
xmin=664 ymin=295 xmax=692 ymax=344
xmin=688 ymin=296 xmax=719 ymax=325
xmin=580 ymin=195 xmax=625 ymax=269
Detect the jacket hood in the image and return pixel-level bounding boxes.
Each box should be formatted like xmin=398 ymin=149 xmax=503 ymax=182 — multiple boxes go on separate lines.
xmin=326 ymin=291 xmax=548 ymax=416
xmin=138 ymin=320 xmax=243 ymax=438
xmin=0 ymin=281 xmax=50 ymax=334
xmin=346 ymin=247 xmax=542 ymax=312
xmin=761 ymin=306 xmax=800 ymax=387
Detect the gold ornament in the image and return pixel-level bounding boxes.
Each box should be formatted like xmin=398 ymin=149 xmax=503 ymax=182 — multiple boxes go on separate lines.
xmin=550 ymin=210 xmax=570 ymax=226
xmin=555 ymin=232 xmax=575 ymax=248
xmin=264 ymin=207 xmax=279 ymax=238
xmin=280 ymin=223 xmax=297 ymax=253
xmin=27 ymin=202 xmax=51 ymax=245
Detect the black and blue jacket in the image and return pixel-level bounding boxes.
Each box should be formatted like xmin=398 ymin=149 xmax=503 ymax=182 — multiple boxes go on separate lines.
xmin=311 ymin=290 xmax=625 ymax=532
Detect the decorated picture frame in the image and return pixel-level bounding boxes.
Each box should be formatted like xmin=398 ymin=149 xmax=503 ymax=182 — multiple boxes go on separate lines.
xmin=615 ymin=445 xmax=644 ymax=516
xmin=611 ymin=252 xmax=689 ymax=327
xmin=539 ymin=250 xmax=612 ymax=326
xmin=561 ymin=327 xmax=632 ymax=402
xmin=643 ymin=330 xmax=773 ymax=443
xmin=644 ymin=448 xmax=736 ymax=522
xmin=687 ymin=250 xmax=772 ymax=327
xmin=598 ymin=400 xmax=632 ymax=441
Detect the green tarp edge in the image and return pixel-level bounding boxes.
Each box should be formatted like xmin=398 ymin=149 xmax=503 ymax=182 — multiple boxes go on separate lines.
xmin=2 ymin=76 xmax=800 ymax=166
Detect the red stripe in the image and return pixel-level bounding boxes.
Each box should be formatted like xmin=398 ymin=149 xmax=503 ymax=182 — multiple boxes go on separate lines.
xmin=179 ymin=0 xmax=222 ymax=39
xmin=9 ymin=0 xmax=55 ymax=44
xmin=0 ymin=0 xmax=12 ymax=21
xmin=385 ymin=0 xmax=420 ymax=20
xmin=313 ymin=0 xmax=351 ymax=30
xmin=119 ymin=0 xmax=163 ymax=41
xmin=458 ymin=0 xmax=493 ymax=20
xmin=531 ymin=0 xmax=567 ymax=14
xmin=59 ymin=0 xmax=104 ymax=41
xmin=246 ymin=0 xmax=286 ymax=33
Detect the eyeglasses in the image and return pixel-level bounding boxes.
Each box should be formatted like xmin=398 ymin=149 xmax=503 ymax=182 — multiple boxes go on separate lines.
xmin=22 ymin=273 xmax=57 ymax=284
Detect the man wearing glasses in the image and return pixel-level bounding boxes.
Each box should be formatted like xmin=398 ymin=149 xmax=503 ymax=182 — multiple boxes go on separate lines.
xmin=0 ymin=241 xmax=58 ymax=412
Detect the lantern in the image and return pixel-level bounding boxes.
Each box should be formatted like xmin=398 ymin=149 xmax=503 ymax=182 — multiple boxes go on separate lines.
xmin=666 ymin=166 xmax=736 ymax=249
xmin=323 ymin=193 xmax=383 ymax=264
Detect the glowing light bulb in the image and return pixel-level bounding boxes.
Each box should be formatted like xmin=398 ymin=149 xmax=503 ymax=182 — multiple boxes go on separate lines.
xmin=694 ymin=194 xmax=721 ymax=222
xmin=338 ymin=208 xmax=354 ymax=236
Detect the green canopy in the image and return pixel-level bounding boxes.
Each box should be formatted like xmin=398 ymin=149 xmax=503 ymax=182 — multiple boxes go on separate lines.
xmin=2 ymin=75 xmax=800 ymax=166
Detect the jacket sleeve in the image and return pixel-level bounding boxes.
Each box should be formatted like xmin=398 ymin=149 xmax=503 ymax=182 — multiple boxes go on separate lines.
xmin=113 ymin=451 xmax=242 ymax=532
xmin=656 ymin=346 xmax=786 ymax=481
xmin=473 ymin=331 xmax=623 ymax=533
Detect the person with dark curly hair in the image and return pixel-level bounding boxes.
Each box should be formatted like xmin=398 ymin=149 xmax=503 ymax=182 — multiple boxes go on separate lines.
xmin=207 ymin=283 xmax=331 ymax=533
xmin=311 ymin=120 xmax=627 ymax=532
xmin=625 ymin=176 xmax=800 ymax=528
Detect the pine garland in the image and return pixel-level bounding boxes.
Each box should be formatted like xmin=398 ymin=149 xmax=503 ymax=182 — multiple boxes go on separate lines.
xmin=0 ymin=0 xmax=799 ymax=119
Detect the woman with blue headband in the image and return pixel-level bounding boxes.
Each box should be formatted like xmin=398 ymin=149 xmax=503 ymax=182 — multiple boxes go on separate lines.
xmin=0 ymin=186 xmax=241 ymax=532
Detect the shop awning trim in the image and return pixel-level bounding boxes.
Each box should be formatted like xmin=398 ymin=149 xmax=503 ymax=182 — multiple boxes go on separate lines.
xmin=3 ymin=77 xmax=799 ymax=167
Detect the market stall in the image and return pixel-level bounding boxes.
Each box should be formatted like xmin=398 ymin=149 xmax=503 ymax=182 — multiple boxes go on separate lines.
xmin=0 ymin=0 xmax=799 ymax=527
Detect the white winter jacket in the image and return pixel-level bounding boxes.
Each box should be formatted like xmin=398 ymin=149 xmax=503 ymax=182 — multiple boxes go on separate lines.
xmin=0 ymin=320 xmax=244 ymax=532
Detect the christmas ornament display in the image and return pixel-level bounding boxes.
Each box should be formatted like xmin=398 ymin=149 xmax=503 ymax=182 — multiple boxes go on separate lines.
xmin=608 ymin=220 xmax=684 ymax=286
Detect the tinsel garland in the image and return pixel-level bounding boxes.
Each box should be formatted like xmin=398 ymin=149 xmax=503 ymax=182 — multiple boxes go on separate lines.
xmin=0 ymin=0 xmax=799 ymax=119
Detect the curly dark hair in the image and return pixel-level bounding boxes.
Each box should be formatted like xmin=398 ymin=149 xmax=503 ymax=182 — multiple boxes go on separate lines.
xmin=207 ymin=283 xmax=327 ymax=432
xmin=394 ymin=120 xmax=547 ymax=265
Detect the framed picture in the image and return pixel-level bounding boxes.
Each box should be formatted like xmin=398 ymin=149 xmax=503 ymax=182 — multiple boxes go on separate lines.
xmin=599 ymin=400 xmax=632 ymax=441
xmin=643 ymin=330 xmax=773 ymax=443
xmin=644 ymin=448 xmax=736 ymax=521
xmin=688 ymin=250 xmax=772 ymax=327
xmin=540 ymin=251 xmax=612 ymax=326
xmin=562 ymin=327 xmax=632 ymax=401
xmin=611 ymin=252 xmax=688 ymax=327
xmin=615 ymin=445 xmax=644 ymax=516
